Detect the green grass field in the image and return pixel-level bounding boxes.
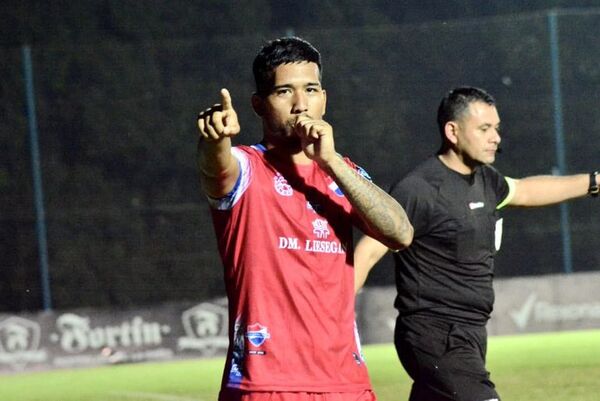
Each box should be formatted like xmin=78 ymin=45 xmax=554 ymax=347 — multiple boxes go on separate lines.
xmin=1 ymin=329 xmax=599 ymax=401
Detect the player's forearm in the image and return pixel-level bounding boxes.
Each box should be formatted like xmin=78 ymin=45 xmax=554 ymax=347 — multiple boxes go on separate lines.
xmin=324 ymin=156 xmax=413 ymax=250
xmin=196 ymin=137 xmax=238 ymax=198
xmin=510 ymin=174 xmax=593 ymax=207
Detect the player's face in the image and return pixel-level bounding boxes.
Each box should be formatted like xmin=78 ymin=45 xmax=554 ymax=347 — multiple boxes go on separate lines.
xmin=257 ymin=62 xmax=326 ymax=149
xmin=454 ymin=101 xmax=501 ymax=167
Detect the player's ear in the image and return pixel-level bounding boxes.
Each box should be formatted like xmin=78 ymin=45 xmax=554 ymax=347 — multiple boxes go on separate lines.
xmin=251 ymin=93 xmax=265 ymax=117
xmin=444 ymin=121 xmax=459 ymax=145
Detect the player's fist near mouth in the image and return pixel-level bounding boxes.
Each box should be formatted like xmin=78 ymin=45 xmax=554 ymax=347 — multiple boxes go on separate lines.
xmin=294 ymin=115 xmax=336 ymax=165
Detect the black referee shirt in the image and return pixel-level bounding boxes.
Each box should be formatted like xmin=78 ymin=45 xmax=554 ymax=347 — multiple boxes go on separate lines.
xmin=390 ymin=156 xmax=511 ymax=325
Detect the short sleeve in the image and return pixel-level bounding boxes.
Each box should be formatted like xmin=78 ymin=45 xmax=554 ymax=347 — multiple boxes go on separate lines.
xmin=482 ymin=165 xmax=514 ymax=210
xmin=496 ymin=177 xmax=516 ymax=209
xmin=389 ymin=175 xmax=435 ymax=237
xmin=206 ymin=147 xmax=252 ymax=210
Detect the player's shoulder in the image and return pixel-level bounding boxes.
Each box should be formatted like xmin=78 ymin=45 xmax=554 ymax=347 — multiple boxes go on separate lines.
xmin=232 ymin=144 xmax=270 ymax=168
xmin=234 ymin=144 xmax=261 ymax=157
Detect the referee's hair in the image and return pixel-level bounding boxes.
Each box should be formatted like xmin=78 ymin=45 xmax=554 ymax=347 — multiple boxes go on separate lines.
xmin=437 ymin=86 xmax=496 ymax=137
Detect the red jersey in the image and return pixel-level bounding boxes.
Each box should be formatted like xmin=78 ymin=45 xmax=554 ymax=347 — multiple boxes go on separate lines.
xmin=209 ymin=144 xmax=372 ymax=393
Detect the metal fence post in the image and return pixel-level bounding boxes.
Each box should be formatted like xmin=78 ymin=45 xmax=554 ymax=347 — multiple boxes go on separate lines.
xmin=22 ymin=44 xmax=53 ymax=310
xmin=548 ymin=10 xmax=573 ymax=274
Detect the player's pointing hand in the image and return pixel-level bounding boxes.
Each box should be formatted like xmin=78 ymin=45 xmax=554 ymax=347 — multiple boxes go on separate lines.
xmin=197 ymin=88 xmax=241 ymax=141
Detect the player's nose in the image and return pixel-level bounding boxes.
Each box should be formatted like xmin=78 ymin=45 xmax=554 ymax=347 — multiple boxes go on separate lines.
xmin=291 ymin=91 xmax=308 ymax=113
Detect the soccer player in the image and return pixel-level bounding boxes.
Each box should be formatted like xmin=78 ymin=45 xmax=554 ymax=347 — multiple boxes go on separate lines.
xmin=354 ymin=86 xmax=599 ymax=401
xmin=197 ymin=37 xmax=413 ymax=401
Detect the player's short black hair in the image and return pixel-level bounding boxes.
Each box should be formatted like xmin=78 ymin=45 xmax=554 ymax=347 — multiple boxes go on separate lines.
xmin=253 ymin=37 xmax=322 ymax=97
xmin=437 ymin=86 xmax=496 ymax=137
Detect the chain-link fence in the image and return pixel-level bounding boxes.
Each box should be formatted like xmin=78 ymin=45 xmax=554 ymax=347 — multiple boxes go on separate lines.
xmin=2 ymin=10 xmax=599 ymax=312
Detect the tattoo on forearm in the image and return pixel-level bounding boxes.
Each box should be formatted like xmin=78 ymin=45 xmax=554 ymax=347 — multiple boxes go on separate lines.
xmin=330 ymin=161 xmax=411 ymax=245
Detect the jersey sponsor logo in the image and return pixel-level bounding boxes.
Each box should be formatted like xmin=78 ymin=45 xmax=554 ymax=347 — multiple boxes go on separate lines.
xmin=468 ymin=201 xmax=485 ymax=210
xmin=278 ymin=236 xmax=346 ymax=254
xmin=279 ymin=237 xmax=301 ymax=250
xmin=277 ymin=220 xmax=347 ymax=254
xmin=328 ymin=181 xmax=345 ymax=197
xmin=304 ymin=239 xmax=346 ymax=254
xmin=246 ymin=323 xmax=270 ymax=347
xmin=274 ymin=173 xmax=293 ymax=196
xmin=312 ymin=219 xmax=330 ymax=239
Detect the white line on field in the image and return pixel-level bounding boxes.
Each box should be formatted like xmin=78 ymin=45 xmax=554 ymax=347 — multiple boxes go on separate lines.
xmin=112 ymin=390 xmax=205 ymax=401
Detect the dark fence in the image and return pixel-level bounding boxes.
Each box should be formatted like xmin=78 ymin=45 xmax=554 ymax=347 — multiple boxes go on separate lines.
xmin=2 ymin=10 xmax=599 ymax=311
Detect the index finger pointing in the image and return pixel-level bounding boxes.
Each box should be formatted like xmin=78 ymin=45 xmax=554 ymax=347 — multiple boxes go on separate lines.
xmin=220 ymin=88 xmax=234 ymax=111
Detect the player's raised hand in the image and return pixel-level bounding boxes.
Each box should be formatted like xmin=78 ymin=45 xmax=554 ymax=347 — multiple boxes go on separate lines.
xmin=197 ymin=88 xmax=240 ymax=142
xmin=294 ymin=114 xmax=336 ymax=165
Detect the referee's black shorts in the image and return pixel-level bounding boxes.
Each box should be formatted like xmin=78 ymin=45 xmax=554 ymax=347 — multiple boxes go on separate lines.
xmin=394 ymin=315 xmax=500 ymax=401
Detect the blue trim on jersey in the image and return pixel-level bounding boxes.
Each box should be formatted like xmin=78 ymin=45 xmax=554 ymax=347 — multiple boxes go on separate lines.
xmin=251 ymin=143 xmax=267 ymax=152
xmin=206 ymin=158 xmax=243 ymax=207
xmin=356 ymin=165 xmax=372 ymax=181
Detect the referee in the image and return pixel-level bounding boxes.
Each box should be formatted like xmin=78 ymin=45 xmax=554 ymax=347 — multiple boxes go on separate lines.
xmin=354 ymin=86 xmax=599 ymax=401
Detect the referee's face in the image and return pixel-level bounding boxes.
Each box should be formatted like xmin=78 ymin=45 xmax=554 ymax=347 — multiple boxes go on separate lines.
xmin=454 ymin=101 xmax=501 ymax=168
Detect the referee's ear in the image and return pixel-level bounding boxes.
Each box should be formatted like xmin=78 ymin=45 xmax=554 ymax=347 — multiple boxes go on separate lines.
xmin=444 ymin=121 xmax=460 ymax=146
